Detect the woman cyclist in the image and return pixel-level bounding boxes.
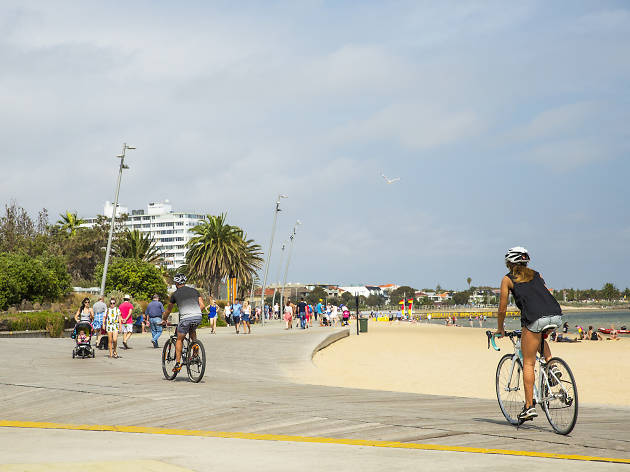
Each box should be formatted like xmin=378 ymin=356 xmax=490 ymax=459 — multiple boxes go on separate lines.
xmin=496 ymin=247 xmax=562 ymax=422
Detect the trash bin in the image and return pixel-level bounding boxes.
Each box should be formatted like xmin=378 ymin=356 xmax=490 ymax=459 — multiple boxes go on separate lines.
xmin=359 ymin=317 xmax=368 ymax=333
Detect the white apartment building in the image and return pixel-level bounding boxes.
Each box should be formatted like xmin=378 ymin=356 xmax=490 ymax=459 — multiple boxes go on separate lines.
xmin=83 ymin=200 xmax=204 ymax=269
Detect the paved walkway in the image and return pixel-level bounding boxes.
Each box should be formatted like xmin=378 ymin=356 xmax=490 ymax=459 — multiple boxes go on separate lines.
xmin=0 ymin=322 xmax=628 ymax=470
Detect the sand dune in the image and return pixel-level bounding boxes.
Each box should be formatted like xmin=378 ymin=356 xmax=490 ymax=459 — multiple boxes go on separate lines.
xmin=294 ymin=322 xmax=629 ymax=407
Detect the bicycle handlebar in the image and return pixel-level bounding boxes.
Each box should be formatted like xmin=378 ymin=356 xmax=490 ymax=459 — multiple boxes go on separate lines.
xmin=485 ymin=330 xmax=521 ymax=351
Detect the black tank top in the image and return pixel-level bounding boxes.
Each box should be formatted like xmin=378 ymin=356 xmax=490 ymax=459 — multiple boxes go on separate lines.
xmin=507 ymin=271 xmax=561 ymax=325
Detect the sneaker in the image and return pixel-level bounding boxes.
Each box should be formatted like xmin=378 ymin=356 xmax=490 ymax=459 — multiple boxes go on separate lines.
xmin=518 ymin=405 xmax=538 ymax=422
xmin=172 ymin=362 xmax=182 ymax=373
xmin=152 ymin=340 xmax=158 ymax=348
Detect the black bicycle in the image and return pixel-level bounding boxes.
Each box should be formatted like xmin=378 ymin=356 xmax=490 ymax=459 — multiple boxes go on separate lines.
xmin=162 ymin=324 xmax=206 ymax=383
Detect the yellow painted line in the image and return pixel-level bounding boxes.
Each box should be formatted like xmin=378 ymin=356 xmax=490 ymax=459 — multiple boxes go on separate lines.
xmin=1 ymin=420 xmax=628 ymax=465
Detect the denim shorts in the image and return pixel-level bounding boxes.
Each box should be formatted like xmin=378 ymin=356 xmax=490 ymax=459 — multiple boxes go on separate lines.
xmin=525 ymin=315 xmax=563 ymax=333
xmin=177 ymin=316 xmax=201 ymax=334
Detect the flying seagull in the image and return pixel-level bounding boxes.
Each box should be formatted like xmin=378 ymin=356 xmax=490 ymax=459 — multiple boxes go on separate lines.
xmin=381 ymin=174 xmax=400 ymax=184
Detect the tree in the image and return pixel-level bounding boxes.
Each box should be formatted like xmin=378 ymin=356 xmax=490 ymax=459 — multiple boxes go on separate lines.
xmin=307 ymin=286 xmax=328 ymax=305
xmin=340 ymin=291 xmax=354 ymax=306
xmin=388 ymin=286 xmax=417 ymax=305
xmin=61 ymin=225 xmax=108 ymax=283
xmin=186 ymin=214 xmax=263 ymax=297
xmin=467 ymin=277 xmax=472 ymax=289
xmin=600 ymin=282 xmax=620 ymax=301
xmin=95 ymin=258 xmax=167 ymax=300
xmin=56 ymin=211 xmax=85 ymax=236
xmin=452 ymin=290 xmax=471 ymax=305
xmin=366 ymin=293 xmax=386 ymax=308
xmin=114 ymin=229 xmax=162 ymax=264
xmin=0 ymin=252 xmax=71 ymax=309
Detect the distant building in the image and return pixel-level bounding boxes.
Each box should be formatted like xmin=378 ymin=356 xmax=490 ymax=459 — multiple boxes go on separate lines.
xmin=82 ymin=200 xmax=204 ymax=269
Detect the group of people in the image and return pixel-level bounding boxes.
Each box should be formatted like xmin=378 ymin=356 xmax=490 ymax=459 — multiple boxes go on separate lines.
xmin=279 ymin=298 xmax=351 ymax=329
xmin=74 ymin=294 xmax=136 ymax=359
xmin=224 ymin=299 xmax=254 ymax=334
xmin=551 ymin=322 xmax=621 ymax=342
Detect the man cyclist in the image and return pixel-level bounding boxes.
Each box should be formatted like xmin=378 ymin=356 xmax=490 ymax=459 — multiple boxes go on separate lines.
xmin=162 ymin=274 xmax=206 ymax=373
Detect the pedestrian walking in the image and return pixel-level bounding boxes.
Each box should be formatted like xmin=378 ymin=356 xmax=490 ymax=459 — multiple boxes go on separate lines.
xmin=105 ymin=298 xmax=121 ymax=358
xmin=242 ymin=300 xmax=252 ymax=334
xmin=283 ymin=300 xmax=293 ymax=329
xmin=119 ymin=295 xmax=134 ymax=349
xmin=92 ymin=296 xmax=106 ymax=346
xmin=232 ymin=299 xmax=242 ymax=334
xmin=207 ymin=298 xmax=218 ymax=334
xmin=146 ymin=294 xmax=165 ymax=348
xmin=297 ymin=297 xmax=307 ymax=329
xmin=224 ymin=303 xmax=232 ymax=326
xmin=75 ymin=297 xmax=94 ymax=324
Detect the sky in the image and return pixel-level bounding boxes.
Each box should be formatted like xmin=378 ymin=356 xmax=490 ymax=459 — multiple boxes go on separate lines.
xmin=1 ymin=1 xmax=629 ymax=290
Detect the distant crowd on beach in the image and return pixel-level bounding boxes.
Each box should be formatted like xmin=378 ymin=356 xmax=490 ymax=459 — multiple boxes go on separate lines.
xmin=549 ymin=322 xmax=625 ymax=343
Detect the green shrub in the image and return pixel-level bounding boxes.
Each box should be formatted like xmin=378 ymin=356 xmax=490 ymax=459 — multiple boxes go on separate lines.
xmin=0 ymin=253 xmax=71 ymax=310
xmin=0 ymin=311 xmax=68 ymax=337
xmin=94 ymin=258 xmax=168 ymax=301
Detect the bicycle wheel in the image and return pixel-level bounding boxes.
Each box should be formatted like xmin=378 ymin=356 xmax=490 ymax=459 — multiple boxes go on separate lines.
xmin=542 ymin=357 xmax=578 ymax=435
xmin=187 ymin=339 xmax=206 ymax=383
xmin=496 ymin=354 xmax=523 ymax=425
xmin=162 ymin=338 xmax=178 ymax=380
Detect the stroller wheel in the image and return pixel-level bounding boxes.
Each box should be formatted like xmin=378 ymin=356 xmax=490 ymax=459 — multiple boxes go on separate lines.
xmin=92 ymin=350 xmax=95 ymax=358
xmin=72 ymin=351 xmax=75 ymax=359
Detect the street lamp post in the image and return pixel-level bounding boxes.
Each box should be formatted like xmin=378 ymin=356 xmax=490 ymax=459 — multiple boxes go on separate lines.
xmin=259 ymin=194 xmax=287 ymax=325
xmin=280 ymin=220 xmax=301 ymax=311
xmin=270 ymin=241 xmax=286 ymax=317
xmin=100 ymin=143 xmax=135 ymax=296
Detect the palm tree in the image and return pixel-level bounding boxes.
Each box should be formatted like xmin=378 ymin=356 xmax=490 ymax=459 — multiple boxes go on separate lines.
xmin=467 ymin=277 xmax=472 ymax=289
xmin=114 ymin=229 xmax=162 ymax=263
xmin=56 ymin=211 xmax=85 ymax=236
xmin=186 ymin=214 xmax=264 ymax=297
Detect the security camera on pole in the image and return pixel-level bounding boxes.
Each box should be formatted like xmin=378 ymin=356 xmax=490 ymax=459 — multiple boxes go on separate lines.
xmin=100 ymin=143 xmax=135 ymax=296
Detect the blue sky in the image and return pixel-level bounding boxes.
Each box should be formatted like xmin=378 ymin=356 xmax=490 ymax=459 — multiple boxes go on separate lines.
xmin=1 ymin=1 xmax=629 ymax=290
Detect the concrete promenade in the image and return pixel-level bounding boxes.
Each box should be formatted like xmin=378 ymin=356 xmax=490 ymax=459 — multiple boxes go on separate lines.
xmin=0 ymin=322 xmax=629 ymax=470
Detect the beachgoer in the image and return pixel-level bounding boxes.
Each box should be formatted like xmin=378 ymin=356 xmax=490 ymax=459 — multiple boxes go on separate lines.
xmin=224 ymin=303 xmax=232 ymax=326
xmin=316 ymin=299 xmax=324 ymax=322
xmin=75 ymin=297 xmax=94 ymax=324
xmin=119 ymin=295 xmax=134 ymax=349
xmin=241 ymin=300 xmax=251 ymax=334
xmin=232 ymin=299 xmax=242 ymax=334
xmin=297 ymin=298 xmax=307 ymax=329
xmin=105 ymin=298 xmax=121 ymax=358
xmin=496 ymin=246 xmax=563 ymax=423
xmin=587 ymin=325 xmax=602 ymax=341
xmin=77 ymin=329 xmax=88 ymax=344
xmin=207 ymin=298 xmax=218 ymax=334
xmin=92 ymin=296 xmax=106 ymax=346
xmin=562 ymin=322 xmax=569 ymax=334
xmin=608 ymin=324 xmax=619 ymax=341
xmin=146 ymin=294 xmax=165 ymax=348
xmin=161 ymin=274 xmax=205 ymax=373
xmin=283 ymin=300 xmax=293 ymax=329
xmin=576 ymin=325 xmax=584 ymax=340
xmin=330 ymin=304 xmax=338 ymax=326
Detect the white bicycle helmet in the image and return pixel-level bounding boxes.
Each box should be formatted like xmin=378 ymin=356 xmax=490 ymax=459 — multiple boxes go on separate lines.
xmin=505 ymin=246 xmax=530 ymax=264
xmin=173 ymin=273 xmax=187 ymax=284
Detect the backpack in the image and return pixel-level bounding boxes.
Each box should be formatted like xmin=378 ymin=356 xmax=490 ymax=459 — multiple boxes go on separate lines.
xmin=98 ymin=336 xmax=109 ymax=350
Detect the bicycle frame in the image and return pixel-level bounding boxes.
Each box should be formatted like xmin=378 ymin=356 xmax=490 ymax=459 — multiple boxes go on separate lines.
xmin=490 ymin=332 xmax=568 ymax=408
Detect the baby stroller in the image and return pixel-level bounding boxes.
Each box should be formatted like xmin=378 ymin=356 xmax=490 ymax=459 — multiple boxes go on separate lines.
xmin=72 ymin=321 xmax=95 ymax=359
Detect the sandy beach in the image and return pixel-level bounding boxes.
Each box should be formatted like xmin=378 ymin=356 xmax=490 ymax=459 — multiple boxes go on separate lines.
xmin=293 ymin=322 xmax=629 ymax=407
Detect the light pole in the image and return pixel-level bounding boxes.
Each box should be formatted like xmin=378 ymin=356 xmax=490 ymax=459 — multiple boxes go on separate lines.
xmin=270 ymin=241 xmax=286 ymax=316
xmin=100 ymin=143 xmax=135 ymax=296
xmin=280 ymin=220 xmax=301 ymax=310
xmin=259 ymin=194 xmax=287 ymax=325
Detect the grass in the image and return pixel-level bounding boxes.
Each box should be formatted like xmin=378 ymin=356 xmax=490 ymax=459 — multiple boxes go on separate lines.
xmin=0 ymin=311 xmax=69 ymax=337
